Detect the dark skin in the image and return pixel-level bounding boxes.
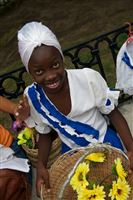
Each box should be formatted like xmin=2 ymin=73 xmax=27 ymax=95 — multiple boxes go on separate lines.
xmin=0 ymin=95 xmax=30 ymax=121
xmin=108 ymin=107 xmax=133 ymax=171
xmin=23 ymin=45 xmax=133 ymax=197
xmin=28 ymin=45 xmax=71 ymax=115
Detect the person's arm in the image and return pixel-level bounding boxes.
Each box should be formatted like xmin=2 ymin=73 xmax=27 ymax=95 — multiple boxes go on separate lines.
xmin=0 ymin=95 xmax=30 ymax=122
xmin=36 ymin=132 xmax=52 ymax=196
xmin=15 ymin=95 xmax=30 ymax=121
xmin=0 ymin=96 xmax=16 ymax=115
xmin=108 ymin=107 xmax=133 ymax=171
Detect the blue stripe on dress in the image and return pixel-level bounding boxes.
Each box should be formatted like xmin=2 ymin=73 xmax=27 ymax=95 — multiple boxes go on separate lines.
xmin=122 ymin=52 xmax=133 ymax=69
xmin=28 ymin=83 xmax=124 ymax=153
xmin=28 ymin=85 xmax=92 ymax=147
xmin=36 ymin=84 xmax=99 ymax=139
xmin=103 ymin=127 xmax=124 ymax=151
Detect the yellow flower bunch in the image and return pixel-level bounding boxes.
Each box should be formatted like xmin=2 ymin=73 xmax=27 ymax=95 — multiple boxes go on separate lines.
xmin=70 ymin=152 xmax=131 ymax=200
xmin=109 ymin=158 xmax=131 ymax=200
xmin=17 ymin=127 xmax=34 ymax=148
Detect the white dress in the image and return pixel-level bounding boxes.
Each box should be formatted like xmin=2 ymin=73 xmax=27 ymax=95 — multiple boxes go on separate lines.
xmin=24 ymin=68 xmax=120 ymax=150
xmin=115 ymin=39 xmax=133 ymax=95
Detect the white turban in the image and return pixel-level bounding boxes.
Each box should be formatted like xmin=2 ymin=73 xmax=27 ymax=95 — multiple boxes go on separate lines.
xmin=18 ymin=21 xmax=64 ymax=71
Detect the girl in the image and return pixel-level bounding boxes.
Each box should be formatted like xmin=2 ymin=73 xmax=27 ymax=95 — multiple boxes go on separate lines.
xmin=17 ymin=21 xmax=133 ymax=196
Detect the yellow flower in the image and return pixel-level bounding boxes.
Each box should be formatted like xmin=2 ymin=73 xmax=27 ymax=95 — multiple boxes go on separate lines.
xmin=78 ymin=184 xmax=106 ymax=200
xmin=109 ymin=178 xmax=131 ymax=200
xmin=17 ymin=128 xmax=32 ymax=145
xmin=70 ymin=162 xmax=89 ymax=192
xmin=114 ymin=158 xmax=127 ymax=179
xmin=85 ymin=152 xmax=106 ymax=162
xmin=22 ymin=127 xmax=32 ymax=140
xmin=17 ymin=132 xmax=27 ymax=145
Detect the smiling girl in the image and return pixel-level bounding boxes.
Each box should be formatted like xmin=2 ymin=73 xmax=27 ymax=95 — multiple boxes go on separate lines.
xmin=17 ymin=21 xmax=133 ymax=197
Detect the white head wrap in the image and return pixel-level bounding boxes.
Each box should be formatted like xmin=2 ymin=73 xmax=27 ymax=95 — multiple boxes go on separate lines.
xmin=18 ymin=21 xmax=64 ymax=71
xmin=115 ymin=38 xmax=133 ymax=95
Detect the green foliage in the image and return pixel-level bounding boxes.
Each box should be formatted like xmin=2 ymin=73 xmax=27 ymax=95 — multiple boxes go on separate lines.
xmin=112 ymin=164 xmax=118 ymax=176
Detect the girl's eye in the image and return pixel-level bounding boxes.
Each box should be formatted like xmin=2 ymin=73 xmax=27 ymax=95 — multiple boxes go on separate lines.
xmin=53 ymin=62 xmax=60 ymax=69
xmin=35 ymin=70 xmax=43 ymax=75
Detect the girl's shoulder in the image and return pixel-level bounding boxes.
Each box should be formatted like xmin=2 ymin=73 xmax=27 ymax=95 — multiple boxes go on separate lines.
xmin=66 ymin=68 xmax=100 ymax=81
xmin=67 ymin=68 xmax=99 ymax=75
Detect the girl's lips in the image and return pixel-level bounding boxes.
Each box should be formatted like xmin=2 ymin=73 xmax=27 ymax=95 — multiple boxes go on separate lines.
xmin=46 ymin=80 xmax=61 ymax=89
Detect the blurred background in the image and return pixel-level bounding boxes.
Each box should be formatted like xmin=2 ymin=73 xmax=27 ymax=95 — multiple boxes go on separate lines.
xmin=0 ymin=0 xmax=133 ymax=74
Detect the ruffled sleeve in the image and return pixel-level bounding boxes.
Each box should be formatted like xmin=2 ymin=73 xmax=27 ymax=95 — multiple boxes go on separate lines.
xmin=98 ymin=88 xmax=120 ymax=114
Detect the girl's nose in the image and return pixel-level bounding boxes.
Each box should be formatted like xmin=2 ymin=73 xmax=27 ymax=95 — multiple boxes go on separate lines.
xmin=45 ymin=70 xmax=57 ymax=81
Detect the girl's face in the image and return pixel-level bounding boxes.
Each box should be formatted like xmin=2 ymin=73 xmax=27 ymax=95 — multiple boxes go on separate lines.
xmin=28 ymin=45 xmax=66 ymax=94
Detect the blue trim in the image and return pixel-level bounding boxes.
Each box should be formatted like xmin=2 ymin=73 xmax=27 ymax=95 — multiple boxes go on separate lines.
xmin=103 ymin=127 xmax=124 ymax=151
xmin=36 ymin=84 xmax=99 ymax=139
xmin=122 ymin=52 xmax=133 ymax=69
xmin=62 ymin=142 xmax=71 ymax=153
xmin=106 ymin=98 xmax=111 ymax=106
xmin=28 ymin=85 xmax=94 ymax=147
xmin=62 ymin=127 xmax=124 ymax=154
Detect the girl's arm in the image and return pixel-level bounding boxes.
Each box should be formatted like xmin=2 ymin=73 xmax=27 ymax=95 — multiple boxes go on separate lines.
xmin=108 ymin=107 xmax=133 ymax=170
xmin=36 ymin=132 xmax=52 ymax=196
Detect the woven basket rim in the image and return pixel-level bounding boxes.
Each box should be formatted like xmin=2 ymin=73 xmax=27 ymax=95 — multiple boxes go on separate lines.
xmin=41 ymin=143 xmax=133 ymax=200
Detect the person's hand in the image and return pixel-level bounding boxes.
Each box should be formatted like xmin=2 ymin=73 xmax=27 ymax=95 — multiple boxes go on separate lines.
xmin=14 ymin=95 xmax=30 ymax=121
xmin=36 ymin=163 xmax=51 ymax=197
xmin=127 ymin=150 xmax=133 ymax=173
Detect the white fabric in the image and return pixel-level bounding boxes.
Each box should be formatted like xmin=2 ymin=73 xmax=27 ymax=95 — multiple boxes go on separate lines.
xmin=0 ymin=145 xmax=30 ymax=172
xmin=24 ymin=68 xmax=119 ymax=149
xmin=115 ymin=40 xmax=133 ymax=95
xmin=18 ymin=21 xmax=64 ymax=71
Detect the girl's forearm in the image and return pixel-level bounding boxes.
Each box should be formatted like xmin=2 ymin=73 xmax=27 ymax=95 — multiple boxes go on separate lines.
xmin=38 ymin=133 xmax=52 ymax=168
xmin=108 ymin=107 xmax=133 ymax=151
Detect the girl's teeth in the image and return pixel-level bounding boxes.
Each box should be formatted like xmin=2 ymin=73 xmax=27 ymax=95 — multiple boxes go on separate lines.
xmin=48 ymin=81 xmax=59 ymax=88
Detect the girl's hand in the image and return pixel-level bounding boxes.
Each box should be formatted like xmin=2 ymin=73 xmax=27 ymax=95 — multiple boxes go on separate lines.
xmin=14 ymin=95 xmax=30 ymax=121
xmin=36 ymin=164 xmax=51 ymax=197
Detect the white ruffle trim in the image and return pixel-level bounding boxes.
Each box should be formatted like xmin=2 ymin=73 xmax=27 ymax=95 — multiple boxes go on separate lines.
xmin=99 ymin=89 xmax=120 ymax=114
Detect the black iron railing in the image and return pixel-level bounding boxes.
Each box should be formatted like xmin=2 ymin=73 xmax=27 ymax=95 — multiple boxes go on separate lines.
xmin=0 ymin=23 xmax=133 ymax=103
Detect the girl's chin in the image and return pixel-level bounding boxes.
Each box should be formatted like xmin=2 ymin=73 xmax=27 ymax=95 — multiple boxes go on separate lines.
xmin=45 ymin=87 xmax=61 ymax=94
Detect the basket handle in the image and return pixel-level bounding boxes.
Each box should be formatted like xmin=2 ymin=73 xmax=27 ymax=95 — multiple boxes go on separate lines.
xmin=40 ymin=184 xmax=44 ymax=200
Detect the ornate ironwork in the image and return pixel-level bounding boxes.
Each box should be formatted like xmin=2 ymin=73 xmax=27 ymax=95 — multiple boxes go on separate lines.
xmin=0 ymin=23 xmax=132 ymax=103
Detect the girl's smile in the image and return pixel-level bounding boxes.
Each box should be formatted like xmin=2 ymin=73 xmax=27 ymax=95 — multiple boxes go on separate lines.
xmin=45 ymin=79 xmax=61 ymax=89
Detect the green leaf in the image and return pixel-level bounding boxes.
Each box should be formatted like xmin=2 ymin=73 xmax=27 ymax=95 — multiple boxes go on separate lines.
xmin=112 ymin=164 xmax=118 ymax=176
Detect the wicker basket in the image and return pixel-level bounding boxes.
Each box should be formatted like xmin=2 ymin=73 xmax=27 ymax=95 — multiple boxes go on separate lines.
xmin=22 ymin=136 xmax=62 ymax=168
xmin=41 ymin=144 xmax=133 ymax=200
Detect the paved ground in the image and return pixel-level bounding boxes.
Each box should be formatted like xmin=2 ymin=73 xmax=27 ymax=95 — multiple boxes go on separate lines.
xmin=31 ymin=99 xmax=133 ymax=200
xmin=119 ymin=99 xmax=133 ymax=136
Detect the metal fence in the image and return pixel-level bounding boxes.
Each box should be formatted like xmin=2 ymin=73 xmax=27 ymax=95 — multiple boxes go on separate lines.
xmin=0 ymin=23 xmax=132 ymax=103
